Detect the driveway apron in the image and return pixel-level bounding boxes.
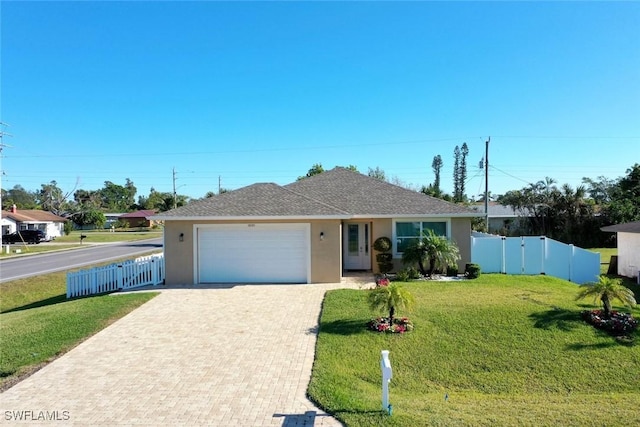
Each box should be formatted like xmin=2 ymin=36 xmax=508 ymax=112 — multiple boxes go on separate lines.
xmin=0 ymin=281 xmax=368 ymax=426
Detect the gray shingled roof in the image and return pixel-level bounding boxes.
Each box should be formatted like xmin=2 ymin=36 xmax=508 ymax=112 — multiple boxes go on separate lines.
xmin=601 ymin=221 xmax=640 ymax=233
xmin=156 ymin=182 xmax=348 ymax=218
xmin=154 ymin=167 xmax=480 ymax=219
xmin=471 ymin=202 xmax=532 ymax=217
xmin=285 ymin=167 xmax=478 ymax=216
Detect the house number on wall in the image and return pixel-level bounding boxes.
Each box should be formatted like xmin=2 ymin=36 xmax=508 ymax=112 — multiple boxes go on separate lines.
xmin=248 ymin=224 xmax=255 ymax=227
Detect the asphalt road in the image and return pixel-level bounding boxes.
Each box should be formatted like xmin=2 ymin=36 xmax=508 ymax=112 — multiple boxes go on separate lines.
xmin=0 ymin=238 xmax=163 ymax=283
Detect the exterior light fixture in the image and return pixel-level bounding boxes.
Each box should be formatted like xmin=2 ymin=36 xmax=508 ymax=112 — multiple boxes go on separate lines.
xmin=179 ymin=233 xmax=184 ymax=242
xmin=320 ymin=232 xmax=324 ymax=241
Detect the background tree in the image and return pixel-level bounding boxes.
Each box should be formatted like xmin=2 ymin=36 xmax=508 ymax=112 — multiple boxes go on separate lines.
xmin=2 ymin=185 xmax=38 ymax=209
xmin=367 ymin=166 xmax=386 ymax=181
xmin=431 ymin=154 xmax=443 ymax=195
xmin=99 ymin=180 xmax=137 ymax=211
xmin=71 ymin=208 xmax=106 ymax=230
xmin=453 ymin=145 xmax=461 ymax=202
xmin=459 ymin=142 xmax=469 ymax=202
xmin=605 ymin=163 xmax=640 ymax=224
xmin=37 ymin=180 xmax=72 ymax=215
xmin=74 ymin=189 xmax=101 ymax=209
xmin=297 ymin=163 xmax=325 ymax=180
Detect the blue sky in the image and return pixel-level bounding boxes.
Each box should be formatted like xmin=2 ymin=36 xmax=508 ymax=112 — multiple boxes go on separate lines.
xmin=1 ymin=1 xmax=639 ymax=201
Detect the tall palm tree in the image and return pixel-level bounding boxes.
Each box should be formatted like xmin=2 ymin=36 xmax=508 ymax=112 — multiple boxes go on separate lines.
xmin=401 ymin=230 xmax=461 ymax=276
xmin=368 ymin=284 xmax=414 ymax=325
xmin=576 ymin=275 xmax=637 ymax=318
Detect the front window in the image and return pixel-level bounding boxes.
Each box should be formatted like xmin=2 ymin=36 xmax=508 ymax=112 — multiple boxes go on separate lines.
xmin=395 ymin=220 xmax=447 ymax=254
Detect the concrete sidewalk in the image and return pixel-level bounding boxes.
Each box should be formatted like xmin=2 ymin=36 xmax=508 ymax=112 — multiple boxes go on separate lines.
xmin=0 ymin=278 xmax=372 ymax=426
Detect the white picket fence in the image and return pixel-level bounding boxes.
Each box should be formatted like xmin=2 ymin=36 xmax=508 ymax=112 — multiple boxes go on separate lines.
xmin=67 ymin=253 xmax=165 ymax=298
xmin=471 ymin=236 xmax=600 ymax=284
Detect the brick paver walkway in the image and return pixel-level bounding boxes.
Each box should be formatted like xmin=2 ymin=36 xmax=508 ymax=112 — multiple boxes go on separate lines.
xmin=0 ymin=277 xmax=373 ymax=426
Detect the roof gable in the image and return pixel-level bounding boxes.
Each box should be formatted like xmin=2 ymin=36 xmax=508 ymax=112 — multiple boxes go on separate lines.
xmin=285 ymin=167 xmax=477 ymax=216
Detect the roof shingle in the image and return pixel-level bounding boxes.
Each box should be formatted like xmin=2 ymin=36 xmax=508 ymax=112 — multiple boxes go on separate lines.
xmin=154 ymin=167 xmax=480 ymax=219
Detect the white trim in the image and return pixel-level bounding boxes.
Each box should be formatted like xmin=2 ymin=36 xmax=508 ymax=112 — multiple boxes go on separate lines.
xmin=153 ymin=213 xmax=481 ymax=221
xmin=192 ymin=223 xmax=311 ymax=284
xmin=392 ymin=218 xmax=452 ymax=258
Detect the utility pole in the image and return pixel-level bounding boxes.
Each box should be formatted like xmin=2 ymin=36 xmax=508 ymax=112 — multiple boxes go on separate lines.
xmin=484 ymin=136 xmax=490 ymax=232
xmin=218 ymin=175 xmax=221 ymax=194
xmin=0 ymin=123 xmax=13 ymax=247
xmin=172 ymin=167 xmax=177 ymax=210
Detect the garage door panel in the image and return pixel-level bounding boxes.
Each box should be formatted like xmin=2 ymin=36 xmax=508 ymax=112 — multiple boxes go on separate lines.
xmin=197 ymin=224 xmax=309 ymax=283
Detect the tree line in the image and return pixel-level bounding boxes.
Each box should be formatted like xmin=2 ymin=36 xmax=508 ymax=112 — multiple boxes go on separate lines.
xmin=1 ymin=179 xmax=192 ymax=228
xmin=3 ymin=157 xmax=638 ymax=246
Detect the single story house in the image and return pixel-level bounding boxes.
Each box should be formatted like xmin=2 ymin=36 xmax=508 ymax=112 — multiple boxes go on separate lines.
xmin=152 ymin=167 xmax=482 ymax=285
xmin=119 ymin=210 xmax=158 ymax=228
xmin=472 ymin=201 xmax=532 ymax=235
xmin=601 ymin=221 xmax=640 ymax=279
xmin=1 ymin=205 xmax=66 ymax=241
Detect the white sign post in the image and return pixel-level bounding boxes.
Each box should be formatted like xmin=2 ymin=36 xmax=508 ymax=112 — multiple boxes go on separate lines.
xmin=381 ymin=350 xmax=392 ymax=413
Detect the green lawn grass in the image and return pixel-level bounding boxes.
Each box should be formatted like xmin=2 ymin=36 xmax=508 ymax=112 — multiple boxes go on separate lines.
xmin=309 ymin=275 xmax=640 ymax=426
xmin=0 ymin=259 xmax=159 ymax=390
xmin=54 ymin=230 xmax=162 ymax=243
xmin=0 ymin=244 xmax=84 ymax=257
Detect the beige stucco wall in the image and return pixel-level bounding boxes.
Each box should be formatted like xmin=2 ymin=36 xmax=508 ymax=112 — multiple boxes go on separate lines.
xmin=163 ymin=219 xmax=342 ymax=285
xmin=451 ymin=217 xmax=472 ymax=273
xmin=370 ymin=218 xmax=392 ymax=274
xmin=163 ymin=216 xmax=474 ymax=284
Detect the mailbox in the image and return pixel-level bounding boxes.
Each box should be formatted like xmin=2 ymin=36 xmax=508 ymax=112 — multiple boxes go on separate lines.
xmin=380 ymin=350 xmax=392 ymax=413
xmin=80 ymin=234 xmax=87 ymax=244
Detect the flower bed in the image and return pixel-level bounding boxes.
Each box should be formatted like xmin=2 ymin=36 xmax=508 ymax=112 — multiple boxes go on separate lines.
xmin=367 ymin=316 xmax=414 ymax=334
xmin=375 ymin=277 xmax=390 ymax=287
xmin=581 ymin=309 xmax=638 ymax=337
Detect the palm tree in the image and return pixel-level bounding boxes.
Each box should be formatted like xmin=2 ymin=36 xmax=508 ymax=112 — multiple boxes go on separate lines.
xmin=576 ymin=275 xmax=637 ymax=318
xmin=368 ymin=284 xmax=414 ymax=326
xmin=401 ymin=230 xmax=461 ymax=276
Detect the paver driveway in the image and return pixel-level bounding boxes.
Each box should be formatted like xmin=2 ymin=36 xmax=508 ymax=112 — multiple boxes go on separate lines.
xmin=0 ymin=279 xmax=371 ymax=426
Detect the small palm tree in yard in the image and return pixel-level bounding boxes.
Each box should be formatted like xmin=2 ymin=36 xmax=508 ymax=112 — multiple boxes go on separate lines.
xmin=368 ymin=283 xmax=415 ymax=327
xmin=576 ymin=275 xmax=637 ymax=318
xmin=401 ymin=229 xmax=461 ymax=277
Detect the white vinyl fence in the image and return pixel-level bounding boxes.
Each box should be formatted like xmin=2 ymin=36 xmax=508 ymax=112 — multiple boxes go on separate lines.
xmin=67 ymin=253 xmax=164 ymax=298
xmin=471 ymin=236 xmax=600 ymax=284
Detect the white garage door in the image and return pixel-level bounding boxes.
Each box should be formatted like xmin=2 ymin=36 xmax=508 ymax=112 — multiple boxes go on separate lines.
xmin=197 ymin=223 xmax=310 ymax=283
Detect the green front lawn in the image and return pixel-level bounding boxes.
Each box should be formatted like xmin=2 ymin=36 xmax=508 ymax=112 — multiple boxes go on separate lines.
xmin=309 ymin=275 xmax=640 ymax=426
xmin=0 ymin=262 xmax=158 ymax=390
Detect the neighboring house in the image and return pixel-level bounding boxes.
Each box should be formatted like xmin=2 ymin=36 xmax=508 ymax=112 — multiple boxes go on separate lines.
xmin=152 ymin=167 xmax=482 ymax=285
xmin=1 ymin=205 xmax=66 ymax=241
xmin=119 ymin=210 xmax=158 ymax=228
xmin=601 ymin=221 xmax=640 ymax=279
xmin=472 ymin=202 xmax=532 ymax=235
xmin=104 ymin=213 xmax=126 ymax=229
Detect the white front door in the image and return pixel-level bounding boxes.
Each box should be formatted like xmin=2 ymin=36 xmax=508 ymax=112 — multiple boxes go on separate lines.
xmin=344 ymin=222 xmax=371 ymax=270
